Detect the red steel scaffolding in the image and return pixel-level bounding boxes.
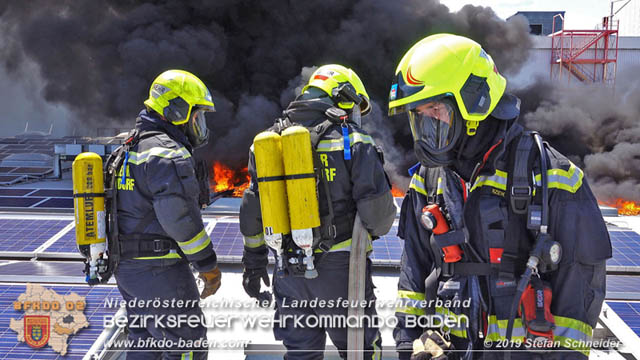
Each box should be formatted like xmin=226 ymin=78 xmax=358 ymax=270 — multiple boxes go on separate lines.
xmin=550 ymin=14 xmax=619 ymax=85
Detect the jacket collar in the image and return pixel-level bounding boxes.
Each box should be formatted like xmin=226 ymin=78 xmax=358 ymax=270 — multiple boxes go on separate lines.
xmin=282 ymin=98 xmax=333 ymax=127
xmin=135 ymin=109 xmax=192 ymax=152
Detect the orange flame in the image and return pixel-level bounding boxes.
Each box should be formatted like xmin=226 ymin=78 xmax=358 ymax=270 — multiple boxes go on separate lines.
xmin=211 ymin=162 xmax=250 ymax=197
xmin=600 ymin=198 xmax=640 ymax=216
xmin=391 ymin=185 xmax=405 ymax=198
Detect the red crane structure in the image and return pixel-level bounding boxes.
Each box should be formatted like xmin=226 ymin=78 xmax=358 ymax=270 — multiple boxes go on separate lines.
xmin=550 ymin=14 xmax=619 ymax=85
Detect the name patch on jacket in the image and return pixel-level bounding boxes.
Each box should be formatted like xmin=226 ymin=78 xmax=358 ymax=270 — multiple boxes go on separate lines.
xmin=319 ymin=154 xmax=337 ymax=182
xmin=117 ymin=165 xmax=135 ymax=191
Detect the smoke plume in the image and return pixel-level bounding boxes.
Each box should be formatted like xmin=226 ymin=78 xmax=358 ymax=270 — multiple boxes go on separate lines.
xmin=2 ymin=1 xmax=637 ymax=203
xmin=513 ymin=67 xmax=640 ymax=202
xmin=0 ymin=0 xmax=531 ymax=173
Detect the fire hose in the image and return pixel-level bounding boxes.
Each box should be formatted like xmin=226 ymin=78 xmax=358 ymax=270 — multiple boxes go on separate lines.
xmin=347 ymin=213 xmax=368 ymax=360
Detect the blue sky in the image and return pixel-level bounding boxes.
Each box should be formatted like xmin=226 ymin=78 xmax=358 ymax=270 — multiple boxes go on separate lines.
xmin=439 ymin=0 xmax=615 ymax=29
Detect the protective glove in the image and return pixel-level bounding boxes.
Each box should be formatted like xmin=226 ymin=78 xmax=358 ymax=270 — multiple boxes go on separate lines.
xmin=198 ymin=266 xmax=221 ymax=299
xmin=242 ymin=267 xmax=272 ymax=306
xmin=411 ymin=330 xmax=454 ymax=360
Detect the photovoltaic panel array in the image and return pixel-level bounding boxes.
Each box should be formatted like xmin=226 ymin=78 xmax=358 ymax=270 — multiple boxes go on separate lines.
xmin=607 ymin=230 xmax=640 ymax=271
xmin=0 ymin=219 xmax=71 ymax=253
xmin=606 ymin=301 xmax=640 ymax=337
xmin=43 ymin=220 xmax=217 ymax=255
xmin=205 ymin=221 xmax=403 ymax=265
xmin=0 ymin=284 xmax=122 ymax=359
xmin=4 ymin=216 xmax=639 ymax=272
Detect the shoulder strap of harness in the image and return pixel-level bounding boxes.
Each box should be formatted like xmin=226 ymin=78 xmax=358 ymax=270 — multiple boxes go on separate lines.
xmin=309 ymin=119 xmax=340 ymax=251
xmin=442 ymin=132 xmax=552 ymax=280
xmin=507 ymin=131 xmax=549 ymax=230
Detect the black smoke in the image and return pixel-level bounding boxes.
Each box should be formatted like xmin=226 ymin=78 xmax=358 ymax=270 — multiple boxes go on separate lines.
xmin=0 ymin=0 xmax=531 ymax=181
xmin=513 ymin=67 xmax=640 ymax=203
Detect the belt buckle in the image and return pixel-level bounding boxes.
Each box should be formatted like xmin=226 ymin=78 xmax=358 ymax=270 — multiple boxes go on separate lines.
xmin=511 ymin=185 xmax=531 ymax=197
xmin=153 ymin=239 xmax=164 ymax=253
xmin=318 ymin=241 xmax=331 ymax=252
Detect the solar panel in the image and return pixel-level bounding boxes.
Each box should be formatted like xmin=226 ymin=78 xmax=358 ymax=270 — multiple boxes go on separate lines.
xmin=0 ymin=261 xmax=85 ymax=278
xmin=0 ymin=197 xmax=44 ymax=208
xmin=10 ymin=167 xmax=53 ymax=176
xmin=210 ymin=221 xmax=244 ymax=259
xmin=608 ymin=230 xmax=640 ymax=271
xmin=606 ymin=301 xmax=640 ymax=337
xmin=35 ymin=198 xmax=74 ymax=209
xmin=30 ymin=189 xmax=74 ymax=198
xmin=0 ymin=284 xmax=121 ymax=358
xmin=606 ymin=275 xmax=640 ymax=300
xmin=43 ymin=226 xmax=77 ymax=254
xmin=0 ymin=219 xmax=72 ymax=253
xmin=0 ymin=189 xmax=33 ymax=196
xmin=371 ymin=225 xmax=403 ymax=265
xmin=0 ymin=176 xmax=26 ymax=185
xmin=0 ymin=167 xmax=16 ymax=173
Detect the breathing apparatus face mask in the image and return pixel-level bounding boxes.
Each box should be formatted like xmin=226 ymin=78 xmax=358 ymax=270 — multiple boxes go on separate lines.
xmin=185 ymin=107 xmax=209 ymax=148
xmin=408 ymin=98 xmax=463 ymax=168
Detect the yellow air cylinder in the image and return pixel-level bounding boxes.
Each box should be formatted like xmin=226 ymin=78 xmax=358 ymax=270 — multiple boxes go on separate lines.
xmin=72 ymin=152 xmax=107 ymax=261
xmin=282 ymin=126 xmax=320 ymax=278
xmin=253 ymin=131 xmax=291 ymax=240
xmin=282 ymin=126 xmax=321 ymax=232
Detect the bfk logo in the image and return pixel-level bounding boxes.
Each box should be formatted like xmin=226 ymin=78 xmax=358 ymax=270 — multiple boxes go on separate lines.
xmin=24 ymin=315 xmax=50 ymax=348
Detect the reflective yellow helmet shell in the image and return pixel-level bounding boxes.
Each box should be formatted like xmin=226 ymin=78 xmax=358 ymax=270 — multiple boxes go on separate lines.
xmin=144 ymin=69 xmax=215 ymax=125
xmin=388 ymin=34 xmax=506 ymax=134
xmin=302 ymin=64 xmax=371 ymax=115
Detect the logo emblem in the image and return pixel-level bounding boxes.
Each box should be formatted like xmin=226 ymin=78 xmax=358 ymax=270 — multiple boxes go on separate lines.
xmin=406 ymin=66 xmax=424 ymax=86
xmin=389 ymin=84 xmax=398 ymax=100
xmin=24 ymin=315 xmax=50 ymax=348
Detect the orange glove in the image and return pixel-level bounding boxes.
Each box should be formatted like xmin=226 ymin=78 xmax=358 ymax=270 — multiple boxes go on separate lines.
xmin=198 ymin=266 xmax=221 ymax=299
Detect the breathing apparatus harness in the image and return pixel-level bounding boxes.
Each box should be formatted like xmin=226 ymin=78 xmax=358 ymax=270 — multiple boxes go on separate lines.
xmin=417 ymin=131 xmax=562 ymax=354
xmin=271 ymin=85 xmax=373 ymax=277
xmin=504 ymin=132 xmax=562 ymax=356
xmin=98 ymin=127 xmax=203 ymax=283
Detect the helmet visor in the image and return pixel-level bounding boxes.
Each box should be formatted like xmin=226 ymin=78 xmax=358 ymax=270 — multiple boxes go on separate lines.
xmin=187 ymin=108 xmax=209 ymax=148
xmin=408 ymin=100 xmax=456 ymax=152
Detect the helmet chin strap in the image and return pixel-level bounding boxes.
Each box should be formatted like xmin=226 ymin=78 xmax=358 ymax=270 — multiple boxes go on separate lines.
xmin=453 ymin=117 xmax=509 ymax=181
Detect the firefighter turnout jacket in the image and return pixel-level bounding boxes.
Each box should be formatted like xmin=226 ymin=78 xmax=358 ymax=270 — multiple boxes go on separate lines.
xmin=240 ymin=99 xmax=396 ymax=269
xmin=115 ymin=110 xmax=217 ymax=272
xmin=394 ymin=124 xmax=612 ymax=359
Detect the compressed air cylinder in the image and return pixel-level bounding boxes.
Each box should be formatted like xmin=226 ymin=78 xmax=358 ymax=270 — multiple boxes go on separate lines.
xmin=72 ymin=152 xmax=107 ymax=281
xmin=253 ymin=131 xmax=290 ymax=276
xmin=281 ymin=126 xmax=321 ymax=279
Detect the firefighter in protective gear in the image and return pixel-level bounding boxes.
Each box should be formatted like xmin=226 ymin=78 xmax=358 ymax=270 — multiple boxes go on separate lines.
xmin=113 ymin=69 xmax=220 ymax=360
xmin=389 ymin=34 xmax=612 ymax=359
xmin=240 ymin=64 xmax=396 ymax=359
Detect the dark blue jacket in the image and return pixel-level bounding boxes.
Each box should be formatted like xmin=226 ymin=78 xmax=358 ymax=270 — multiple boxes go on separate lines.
xmin=115 ymin=110 xmax=217 ymax=272
xmin=394 ymin=129 xmax=611 ymax=359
